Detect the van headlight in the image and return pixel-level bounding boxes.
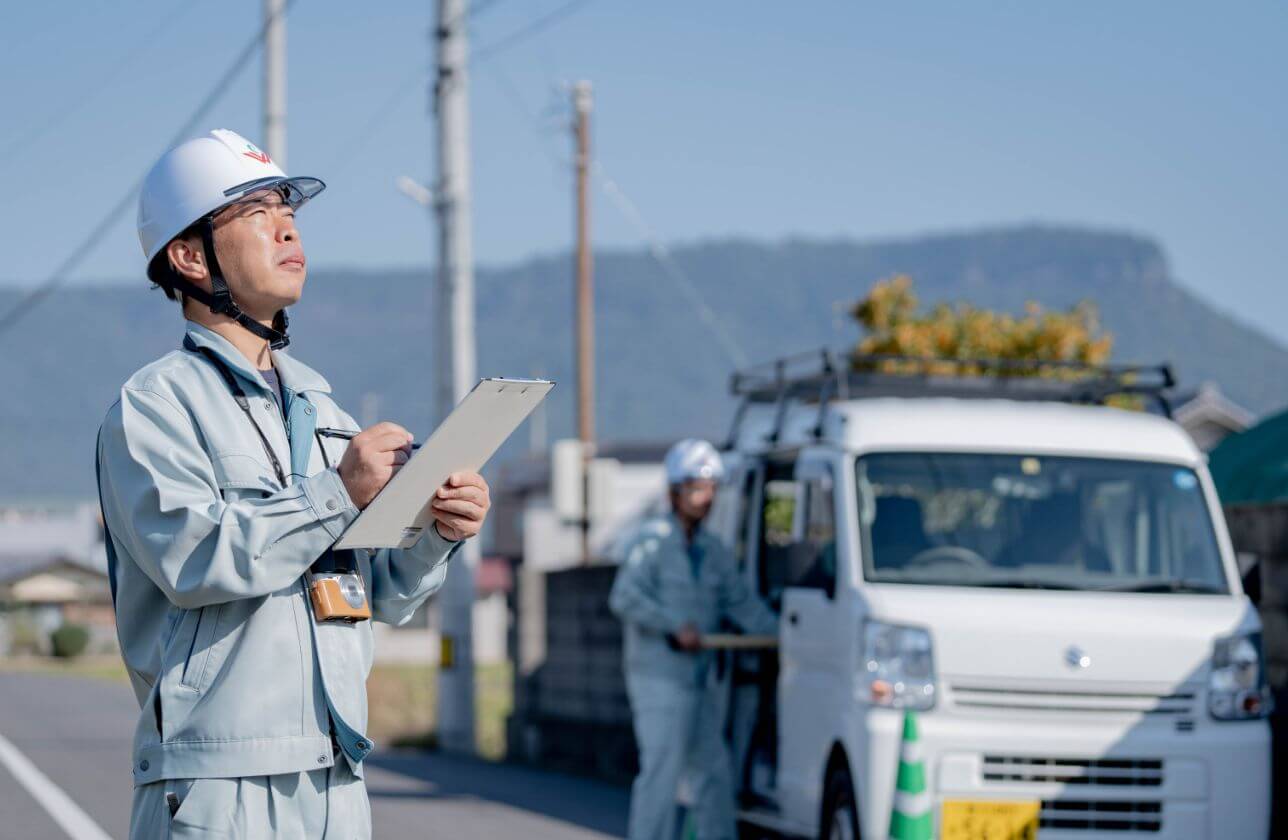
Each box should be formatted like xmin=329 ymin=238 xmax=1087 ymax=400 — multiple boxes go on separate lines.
xmin=1208 ymin=632 xmax=1271 ymax=720
xmin=864 ymin=619 xmax=936 ymax=710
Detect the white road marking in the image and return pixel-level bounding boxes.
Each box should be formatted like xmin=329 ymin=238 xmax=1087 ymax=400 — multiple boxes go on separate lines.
xmin=0 ymin=729 xmax=114 ymax=840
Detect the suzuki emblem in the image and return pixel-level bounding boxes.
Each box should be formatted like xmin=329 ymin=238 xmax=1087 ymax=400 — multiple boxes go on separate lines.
xmin=1065 ymin=646 xmax=1091 ymax=669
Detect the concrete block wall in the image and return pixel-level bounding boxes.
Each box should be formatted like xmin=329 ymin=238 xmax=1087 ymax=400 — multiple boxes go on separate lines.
xmin=508 ymin=564 xmax=637 ymax=783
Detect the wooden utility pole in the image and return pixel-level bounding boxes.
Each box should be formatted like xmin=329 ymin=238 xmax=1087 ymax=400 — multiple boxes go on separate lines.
xmin=573 ymin=81 xmax=595 ymax=564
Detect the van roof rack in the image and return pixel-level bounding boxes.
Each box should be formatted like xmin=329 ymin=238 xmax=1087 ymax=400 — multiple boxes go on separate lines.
xmin=724 ymin=350 xmax=1176 ymax=449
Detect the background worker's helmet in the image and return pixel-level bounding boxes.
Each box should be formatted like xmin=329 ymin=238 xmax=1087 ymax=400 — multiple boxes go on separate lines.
xmin=664 ymin=439 xmax=725 ymax=486
xmin=137 ymin=129 xmax=325 ymax=349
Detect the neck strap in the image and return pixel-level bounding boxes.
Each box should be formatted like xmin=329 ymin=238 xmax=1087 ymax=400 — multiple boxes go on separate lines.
xmin=183 ymin=336 xmax=287 ymax=487
xmin=166 ymin=217 xmax=290 ymax=350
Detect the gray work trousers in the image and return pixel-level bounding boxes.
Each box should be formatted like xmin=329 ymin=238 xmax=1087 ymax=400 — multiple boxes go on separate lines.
xmin=626 ymin=672 xmax=735 ymax=840
xmin=129 ymin=758 xmax=370 ymax=839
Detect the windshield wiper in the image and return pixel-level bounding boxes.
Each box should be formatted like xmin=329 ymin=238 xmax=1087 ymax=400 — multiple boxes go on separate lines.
xmin=1096 ymin=579 xmax=1227 ymax=594
xmin=953 ymin=578 xmax=1081 ymax=590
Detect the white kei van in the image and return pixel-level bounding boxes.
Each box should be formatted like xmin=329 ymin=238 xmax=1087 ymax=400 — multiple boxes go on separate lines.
xmin=708 ymin=354 xmax=1270 ymax=840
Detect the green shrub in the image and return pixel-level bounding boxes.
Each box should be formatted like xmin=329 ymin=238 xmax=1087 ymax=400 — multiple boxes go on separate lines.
xmin=50 ymin=623 xmax=90 ymax=659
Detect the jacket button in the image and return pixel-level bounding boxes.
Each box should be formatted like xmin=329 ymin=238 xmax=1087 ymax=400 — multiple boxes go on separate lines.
xmin=305 ymin=406 xmax=313 ymax=415
xmin=326 ymin=500 xmax=338 ymax=511
xmin=356 ymin=740 xmax=368 ymax=751
xmin=139 ymin=760 xmax=149 ymax=771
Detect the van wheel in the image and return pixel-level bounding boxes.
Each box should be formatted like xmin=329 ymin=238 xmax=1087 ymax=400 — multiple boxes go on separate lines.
xmin=820 ymin=764 xmax=859 ymax=840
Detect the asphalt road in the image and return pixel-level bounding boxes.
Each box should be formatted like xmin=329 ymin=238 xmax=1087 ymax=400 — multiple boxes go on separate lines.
xmin=0 ymin=671 xmax=627 ymax=839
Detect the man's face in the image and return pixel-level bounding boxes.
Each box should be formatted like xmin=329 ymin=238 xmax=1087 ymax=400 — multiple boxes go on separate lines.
xmin=207 ymin=189 xmax=306 ymax=317
xmin=672 ymin=478 xmax=718 ymax=525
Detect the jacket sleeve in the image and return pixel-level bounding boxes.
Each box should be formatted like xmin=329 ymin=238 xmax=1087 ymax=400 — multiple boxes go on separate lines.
xmin=97 ymin=386 xmax=359 ymax=609
xmin=714 ymin=541 xmax=779 ymax=635
xmin=368 ymin=526 xmax=461 ymax=626
xmin=609 ymin=533 xmax=685 ymax=635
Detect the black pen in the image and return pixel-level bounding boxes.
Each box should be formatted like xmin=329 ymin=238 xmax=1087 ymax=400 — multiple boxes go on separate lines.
xmin=317 ymin=427 xmax=421 ymax=450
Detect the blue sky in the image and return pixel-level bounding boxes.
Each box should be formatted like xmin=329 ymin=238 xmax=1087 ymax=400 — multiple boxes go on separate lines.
xmin=1 ymin=1 xmax=1284 ymax=339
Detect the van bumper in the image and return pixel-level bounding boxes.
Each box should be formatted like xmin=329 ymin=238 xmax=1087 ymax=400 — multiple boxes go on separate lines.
xmin=847 ymin=707 xmax=1270 ymax=840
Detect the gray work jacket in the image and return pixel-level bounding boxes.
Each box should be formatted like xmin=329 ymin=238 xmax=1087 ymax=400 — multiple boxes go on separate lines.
xmin=609 ymin=514 xmax=777 ymax=684
xmin=96 ymin=321 xmax=458 ymax=786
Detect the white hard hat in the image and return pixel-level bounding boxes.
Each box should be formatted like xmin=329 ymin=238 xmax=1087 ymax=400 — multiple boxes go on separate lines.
xmin=138 ymin=128 xmax=324 ymax=263
xmin=665 ymin=439 xmax=725 ymax=485
xmin=137 ymin=129 xmax=325 ymax=350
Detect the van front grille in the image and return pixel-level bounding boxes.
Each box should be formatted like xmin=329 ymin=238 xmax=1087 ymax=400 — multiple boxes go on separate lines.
xmin=1041 ymin=799 xmax=1162 ymax=833
xmin=950 ymin=683 xmax=1196 ymax=716
xmin=983 ymin=755 xmax=1164 ymax=787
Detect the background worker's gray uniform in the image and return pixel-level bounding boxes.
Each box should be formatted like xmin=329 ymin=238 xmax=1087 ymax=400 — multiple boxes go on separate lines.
xmin=609 ymin=514 xmax=777 ymax=840
xmin=97 ymin=322 xmax=459 ymax=838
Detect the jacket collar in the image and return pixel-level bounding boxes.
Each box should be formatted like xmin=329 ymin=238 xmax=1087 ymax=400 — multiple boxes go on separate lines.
xmin=184 ymin=320 xmax=332 ymax=396
xmin=666 ymin=511 xmax=709 ymax=547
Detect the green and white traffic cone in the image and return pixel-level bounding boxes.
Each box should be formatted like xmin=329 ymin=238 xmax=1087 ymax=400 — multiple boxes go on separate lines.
xmin=888 ymin=710 xmax=932 ymax=840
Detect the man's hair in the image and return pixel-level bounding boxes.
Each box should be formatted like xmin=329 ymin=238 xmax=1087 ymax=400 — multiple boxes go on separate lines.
xmin=146 ymin=222 xmax=201 ymax=303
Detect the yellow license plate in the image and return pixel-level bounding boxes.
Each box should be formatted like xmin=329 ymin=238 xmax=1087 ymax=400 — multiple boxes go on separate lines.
xmin=941 ymin=800 xmax=1040 ymax=840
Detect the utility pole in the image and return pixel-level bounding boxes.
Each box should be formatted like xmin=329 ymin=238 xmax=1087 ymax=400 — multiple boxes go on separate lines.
xmin=431 ymin=0 xmax=477 ymax=755
xmin=573 ymin=81 xmax=595 ymax=565
xmin=263 ymin=0 xmax=287 ymax=167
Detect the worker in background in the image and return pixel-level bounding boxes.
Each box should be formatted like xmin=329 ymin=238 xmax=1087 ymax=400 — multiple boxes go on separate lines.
xmin=610 ymin=439 xmax=779 ymax=840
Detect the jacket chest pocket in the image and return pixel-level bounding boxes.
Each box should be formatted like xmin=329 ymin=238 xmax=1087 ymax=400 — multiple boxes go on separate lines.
xmin=212 ymin=451 xmax=280 ymax=500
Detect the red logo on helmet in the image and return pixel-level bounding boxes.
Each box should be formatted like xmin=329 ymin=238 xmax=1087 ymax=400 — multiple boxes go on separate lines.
xmin=243 ymin=143 xmax=271 ymax=164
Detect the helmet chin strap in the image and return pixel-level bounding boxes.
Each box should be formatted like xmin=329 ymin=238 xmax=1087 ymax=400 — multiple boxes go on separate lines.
xmin=169 ymin=217 xmax=291 ymax=351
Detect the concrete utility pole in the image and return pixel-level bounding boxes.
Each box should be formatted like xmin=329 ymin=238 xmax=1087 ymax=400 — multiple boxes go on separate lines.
xmin=573 ymin=81 xmax=595 ymax=565
xmin=262 ymin=0 xmax=287 ymax=167
xmin=432 ymin=0 xmax=478 ymax=754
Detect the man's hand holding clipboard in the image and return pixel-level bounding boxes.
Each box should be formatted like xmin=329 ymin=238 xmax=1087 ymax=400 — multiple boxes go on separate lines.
xmin=427 ymin=472 xmax=492 ymax=541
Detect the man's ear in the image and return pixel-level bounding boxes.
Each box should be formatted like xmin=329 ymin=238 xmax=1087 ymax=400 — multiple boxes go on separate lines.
xmin=166 ymin=235 xmax=209 ymax=287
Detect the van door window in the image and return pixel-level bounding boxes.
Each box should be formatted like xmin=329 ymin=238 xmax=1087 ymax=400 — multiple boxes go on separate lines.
xmin=799 ymin=469 xmax=838 ymax=596
xmin=757 ymin=463 xmax=837 ymax=601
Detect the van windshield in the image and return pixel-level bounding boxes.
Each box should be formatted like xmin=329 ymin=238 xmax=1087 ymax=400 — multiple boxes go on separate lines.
xmin=856 ymin=453 xmax=1229 ymax=593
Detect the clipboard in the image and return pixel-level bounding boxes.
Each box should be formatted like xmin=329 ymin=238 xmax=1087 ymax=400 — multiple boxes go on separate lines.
xmin=334 ymin=377 xmax=554 ymax=550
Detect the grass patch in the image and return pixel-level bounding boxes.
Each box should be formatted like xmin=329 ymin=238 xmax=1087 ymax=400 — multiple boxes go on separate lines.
xmin=370 ymin=662 xmax=512 ymax=760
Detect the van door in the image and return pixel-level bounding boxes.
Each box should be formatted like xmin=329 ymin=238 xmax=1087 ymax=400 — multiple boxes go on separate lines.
xmin=775 ymin=448 xmax=846 ymax=825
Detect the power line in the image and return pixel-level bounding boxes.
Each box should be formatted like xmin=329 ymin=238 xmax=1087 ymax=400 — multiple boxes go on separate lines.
xmin=471 ymin=0 xmax=594 ymax=64
xmin=324 ymin=66 xmax=423 ymax=172
xmin=479 ymin=69 xmax=750 ymax=368
xmin=0 ymin=0 xmax=300 ymax=339
xmin=595 ymin=167 xmax=749 ymax=367
xmin=0 ymin=0 xmax=203 ymax=168
xmin=324 ymin=0 xmax=594 ymax=176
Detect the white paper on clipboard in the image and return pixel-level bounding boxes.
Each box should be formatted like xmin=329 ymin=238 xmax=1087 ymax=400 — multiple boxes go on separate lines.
xmin=334 ymin=377 xmax=554 ymax=550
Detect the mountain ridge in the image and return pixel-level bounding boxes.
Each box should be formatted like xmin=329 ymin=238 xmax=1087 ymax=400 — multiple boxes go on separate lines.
xmin=2 ymin=224 xmax=1284 ymax=501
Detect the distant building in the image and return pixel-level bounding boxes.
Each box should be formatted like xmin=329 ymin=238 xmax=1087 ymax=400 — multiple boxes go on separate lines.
xmin=1173 ymin=382 xmax=1255 ymax=452
xmin=491 ymin=440 xmax=669 ymax=570
xmin=0 ymin=504 xmax=112 ymax=655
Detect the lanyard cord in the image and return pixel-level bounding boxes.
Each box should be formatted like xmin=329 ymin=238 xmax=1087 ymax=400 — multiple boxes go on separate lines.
xmin=183 ymin=338 xmax=287 ymax=487
xmin=182 ymin=337 xmax=358 ymax=575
